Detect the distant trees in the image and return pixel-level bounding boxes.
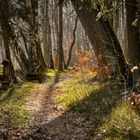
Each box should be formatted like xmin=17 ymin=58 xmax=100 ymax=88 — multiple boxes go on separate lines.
xmin=66 ymin=16 xmax=78 ymax=69
xmin=1 ymin=0 xmax=140 ymax=84
xmin=38 ymin=0 xmax=54 ymax=68
xmin=71 ymin=0 xmax=129 ymax=81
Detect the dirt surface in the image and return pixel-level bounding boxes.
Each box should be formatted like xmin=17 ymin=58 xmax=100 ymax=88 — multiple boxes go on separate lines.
xmin=7 ymin=75 xmax=93 ymax=140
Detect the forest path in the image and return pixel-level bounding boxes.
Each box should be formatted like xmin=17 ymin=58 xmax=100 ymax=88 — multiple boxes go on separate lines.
xmin=11 ymin=72 xmax=92 ymax=140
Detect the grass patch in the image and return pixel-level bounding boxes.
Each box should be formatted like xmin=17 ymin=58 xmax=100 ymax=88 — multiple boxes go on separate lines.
xmin=0 ymin=82 xmax=40 ymax=128
xmin=0 ymin=67 xmax=3 ymax=74
xmin=58 ymin=75 xmax=133 ymax=138
xmin=58 ymin=76 xmax=120 ymax=125
xmin=45 ymin=69 xmax=59 ymax=82
xmin=58 ymin=78 xmax=99 ymax=108
xmin=46 ymin=69 xmax=57 ymax=77
xmin=57 ymin=73 xmax=140 ymax=139
xmin=0 ymin=68 xmax=57 ymax=128
xmin=97 ymin=101 xmax=140 ymax=140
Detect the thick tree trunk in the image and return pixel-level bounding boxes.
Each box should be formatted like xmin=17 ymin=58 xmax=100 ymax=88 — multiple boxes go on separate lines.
xmin=1 ymin=30 xmax=16 ymax=82
xmin=32 ymin=0 xmax=47 ymax=70
xmin=114 ymin=0 xmax=140 ymax=67
xmin=136 ymin=0 xmax=140 ymax=41
xmin=45 ymin=0 xmax=54 ymax=68
xmin=38 ymin=0 xmax=54 ymax=69
xmin=25 ymin=0 xmax=44 ymax=73
xmin=52 ymin=0 xmax=59 ymax=68
xmin=125 ymin=0 xmax=140 ymax=66
xmin=58 ymin=1 xmax=64 ymax=71
xmin=0 ymin=0 xmax=16 ymax=81
xmin=9 ymin=27 xmax=30 ymax=72
xmin=71 ymin=0 xmax=129 ymax=80
xmin=0 ymin=0 xmax=30 ymax=74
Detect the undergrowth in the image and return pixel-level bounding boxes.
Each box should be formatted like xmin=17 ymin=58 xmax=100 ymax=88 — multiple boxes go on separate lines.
xmin=57 ymin=73 xmax=140 ymax=139
xmin=0 ymin=67 xmax=2 ymax=74
xmin=58 ymin=78 xmax=99 ymax=107
xmin=97 ymin=101 xmax=140 ymax=140
xmin=0 ymin=69 xmax=56 ymax=129
xmin=0 ymin=82 xmax=40 ymax=128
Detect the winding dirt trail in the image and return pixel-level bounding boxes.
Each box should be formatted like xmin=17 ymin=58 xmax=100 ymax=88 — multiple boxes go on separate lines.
xmin=9 ymin=74 xmax=93 ymax=140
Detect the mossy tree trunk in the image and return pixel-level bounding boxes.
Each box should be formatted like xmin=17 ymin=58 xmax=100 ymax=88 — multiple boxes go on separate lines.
xmin=25 ymin=0 xmax=44 ymax=73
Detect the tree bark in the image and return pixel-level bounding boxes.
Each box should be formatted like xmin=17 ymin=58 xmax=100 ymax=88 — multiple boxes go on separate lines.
xmin=125 ymin=0 xmax=140 ymax=66
xmin=38 ymin=0 xmax=54 ymax=69
xmin=32 ymin=0 xmax=47 ymax=70
xmin=71 ymin=0 xmax=130 ymax=80
xmin=45 ymin=0 xmax=54 ymax=68
xmin=58 ymin=1 xmax=64 ymax=71
xmin=113 ymin=0 xmax=140 ymax=67
xmin=0 ymin=0 xmax=16 ymax=81
xmin=0 ymin=0 xmax=30 ymax=74
xmin=136 ymin=0 xmax=140 ymax=41
xmin=25 ymin=0 xmax=44 ymax=73
xmin=66 ymin=16 xmax=78 ymax=69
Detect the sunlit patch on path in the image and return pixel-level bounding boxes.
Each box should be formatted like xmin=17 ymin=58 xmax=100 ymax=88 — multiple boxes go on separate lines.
xmin=9 ymin=73 xmax=93 ymax=140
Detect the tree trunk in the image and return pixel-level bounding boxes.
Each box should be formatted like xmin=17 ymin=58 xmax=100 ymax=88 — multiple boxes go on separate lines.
xmin=113 ymin=0 xmax=140 ymax=67
xmin=136 ymin=0 xmax=140 ymax=41
xmin=125 ymin=0 xmax=140 ymax=66
xmin=58 ymin=1 xmax=64 ymax=71
xmin=0 ymin=0 xmax=30 ymax=73
xmin=38 ymin=0 xmax=54 ymax=69
xmin=0 ymin=0 xmax=16 ymax=81
xmin=31 ymin=0 xmax=47 ymax=70
xmin=45 ymin=0 xmax=54 ymax=68
xmin=25 ymin=0 xmax=41 ymax=73
xmin=66 ymin=16 xmax=78 ymax=69
xmin=52 ymin=0 xmax=59 ymax=68
xmin=71 ymin=0 xmax=130 ymax=80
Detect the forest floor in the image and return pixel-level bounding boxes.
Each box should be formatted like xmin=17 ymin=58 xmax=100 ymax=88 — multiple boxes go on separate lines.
xmin=1 ymin=70 xmax=140 ymax=140
xmin=2 ymin=71 xmax=93 ymax=140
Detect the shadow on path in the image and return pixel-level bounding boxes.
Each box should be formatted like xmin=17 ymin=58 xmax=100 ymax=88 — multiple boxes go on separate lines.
xmin=10 ymin=73 xmax=121 ymax=140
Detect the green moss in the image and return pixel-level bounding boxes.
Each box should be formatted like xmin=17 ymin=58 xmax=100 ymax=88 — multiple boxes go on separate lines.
xmin=98 ymin=101 xmax=140 ymax=139
xmin=0 ymin=67 xmax=3 ymax=74
xmin=46 ymin=69 xmax=57 ymax=78
xmin=44 ymin=69 xmax=59 ymax=82
xmin=58 ymin=75 xmax=140 ymax=139
xmin=0 ymin=82 xmax=40 ymax=128
xmin=57 ymin=75 xmax=137 ymax=138
xmin=58 ymin=78 xmax=99 ymax=107
xmin=0 ymin=105 xmax=28 ymax=128
xmin=58 ymin=77 xmax=120 ymax=124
